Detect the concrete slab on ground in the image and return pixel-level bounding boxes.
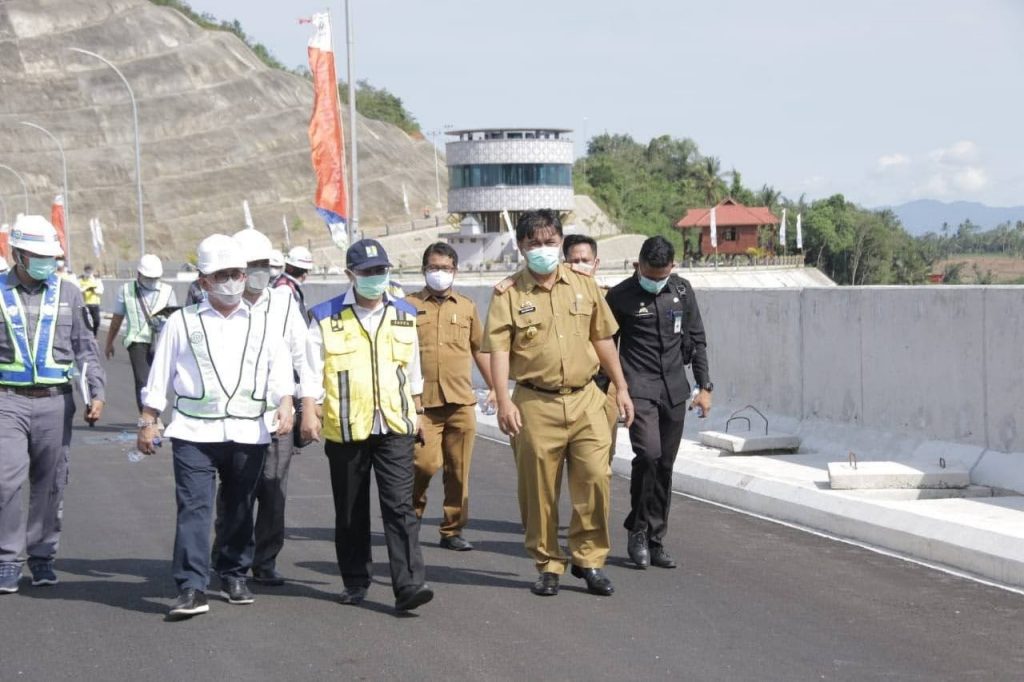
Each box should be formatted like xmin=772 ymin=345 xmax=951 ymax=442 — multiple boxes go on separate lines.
xmin=827 ymin=461 xmax=971 ymax=490
xmin=699 ymin=430 xmax=801 ymax=454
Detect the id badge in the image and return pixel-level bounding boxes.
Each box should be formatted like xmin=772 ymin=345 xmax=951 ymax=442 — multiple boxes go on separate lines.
xmin=672 ymin=311 xmax=683 ymax=334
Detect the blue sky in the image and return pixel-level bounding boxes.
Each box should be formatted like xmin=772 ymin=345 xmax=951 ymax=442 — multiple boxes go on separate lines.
xmin=186 ymin=0 xmax=1023 ymax=208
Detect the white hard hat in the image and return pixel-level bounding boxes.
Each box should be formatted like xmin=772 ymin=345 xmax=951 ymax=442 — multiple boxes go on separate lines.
xmin=9 ymin=215 xmax=64 ymax=257
xmin=197 ymin=234 xmax=246 ymax=274
xmin=285 ymin=246 xmax=314 ymax=270
xmin=138 ymin=254 xmax=164 ymax=278
xmin=231 ymin=228 xmax=274 ymax=264
xmin=269 ymin=249 xmax=285 ymax=268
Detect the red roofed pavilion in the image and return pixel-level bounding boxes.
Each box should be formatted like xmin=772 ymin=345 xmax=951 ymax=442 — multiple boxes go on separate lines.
xmin=676 ymin=198 xmax=780 ymax=256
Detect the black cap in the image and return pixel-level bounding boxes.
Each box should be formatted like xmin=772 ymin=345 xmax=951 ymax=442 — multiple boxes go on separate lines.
xmin=346 ymin=239 xmax=392 ymax=271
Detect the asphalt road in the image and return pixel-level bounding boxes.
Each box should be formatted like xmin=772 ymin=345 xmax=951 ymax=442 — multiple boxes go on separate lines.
xmin=2 ymin=353 xmax=1023 ymax=681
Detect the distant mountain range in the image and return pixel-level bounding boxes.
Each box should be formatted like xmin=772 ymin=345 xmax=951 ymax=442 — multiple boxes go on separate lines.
xmin=885 ymin=200 xmax=1024 ymax=235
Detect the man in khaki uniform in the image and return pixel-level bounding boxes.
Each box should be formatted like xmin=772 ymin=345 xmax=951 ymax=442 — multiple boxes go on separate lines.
xmin=484 ymin=210 xmax=634 ymax=598
xmin=562 ymin=235 xmax=620 ymax=463
xmin=408 ymin=243 xmax=495 ymax=551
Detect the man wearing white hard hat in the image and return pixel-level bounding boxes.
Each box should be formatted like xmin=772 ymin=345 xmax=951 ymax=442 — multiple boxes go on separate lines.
xmin=209 ymin=228 xmax=307 ymax=587
xmin=268 ymin=249 xmax=285 ymax=283
xmin=0 ymin=215 xmax=105 ymax=594
xmin=104 ymin=254 xmax=177 ymax=411
xmin=273 ymin=245 xmax=313 ymax=320
xmin=137 ymin=234 xmax=295 ymax=619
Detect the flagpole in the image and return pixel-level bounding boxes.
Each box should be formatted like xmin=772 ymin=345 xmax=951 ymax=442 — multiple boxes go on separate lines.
xmin=344 ymin=0 xmax=358 ymax=244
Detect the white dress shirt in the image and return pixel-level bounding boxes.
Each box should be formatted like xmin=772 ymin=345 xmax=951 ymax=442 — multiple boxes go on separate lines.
xmin=142 ymin=298 xmax=293 ymax=444
xmin=250 ymin=286 xmax=308 ymax=430
xmin=301 ymin=288 xmax=423 ymax=435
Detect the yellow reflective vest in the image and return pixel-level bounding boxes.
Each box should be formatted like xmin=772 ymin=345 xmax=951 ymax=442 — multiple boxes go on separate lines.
xmin=309 ymin=294 xmax=418 ymax=443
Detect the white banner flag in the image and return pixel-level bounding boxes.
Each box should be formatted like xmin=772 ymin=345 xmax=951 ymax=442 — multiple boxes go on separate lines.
xmin=402 ymin=183 xmax=410 ymax=216
xmin=282 ymin=215 xmax=291 ymax=249
xmin=779 ymin=208 xmax=787 ymax=246
xmin=89 ymin=218 xmax=105 ymax=257
xmin=796 ymin=213 xmax=803 ymax=250
xmin=709 ymin=206 xmax=718 ymax=249
xmin=243 ymin=200 xmax=255 ymax=230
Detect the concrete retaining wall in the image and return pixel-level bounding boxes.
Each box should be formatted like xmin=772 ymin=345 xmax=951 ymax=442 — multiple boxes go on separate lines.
xmin=101 ymin=278 xmax=1024 ymax=491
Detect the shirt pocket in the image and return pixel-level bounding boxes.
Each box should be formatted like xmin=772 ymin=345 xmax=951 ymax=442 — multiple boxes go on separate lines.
xmin=513 ymin=315 xmax=548 ymax=350
xmin=322 ymin=330 xmax=359 ymax=370
xmin=443 ymin=317 xmax=471 ymax=349
xmin=52 ymin=311 xmax=75 ymax=362
xmin=391 ymin=326 xmax=417 ymax=365
xmin=569 ymin=298 xmax=594 ymax=337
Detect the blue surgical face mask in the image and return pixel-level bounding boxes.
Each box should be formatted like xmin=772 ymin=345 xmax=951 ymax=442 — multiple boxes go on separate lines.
xmin=354 ymin=273 xmax=389 ymax=299
xmin=23 ymin=254 xmax=58 ymax=281
xmin=525 ymin=246 xmax=560 ymax=275
xmin=638 ymin=274 xmax=670 ymax=295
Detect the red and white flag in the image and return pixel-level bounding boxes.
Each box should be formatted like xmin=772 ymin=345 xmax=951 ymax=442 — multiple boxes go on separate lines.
xmin=305 ymin=12 xmax=349 ymax=249
xmin=51 ymin=195 xmax=68 ymax=257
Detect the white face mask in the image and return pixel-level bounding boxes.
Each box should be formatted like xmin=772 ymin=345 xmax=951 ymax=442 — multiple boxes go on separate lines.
xmin=207 ymin=278 xmax=246 ymax=306
xmin=245 ymin=266 xmax=272 ymax=292
xmin=138 ymin=276 xmax=159 ymax=290
xmin=269 ymin=266 xmax=283 ymax=279
xmin=424 ymin=270 xmax=455 ymax=292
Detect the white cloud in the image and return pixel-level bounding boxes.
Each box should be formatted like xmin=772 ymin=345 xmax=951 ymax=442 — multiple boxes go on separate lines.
xmin=867 ymin=140 xmax=990 ymax=201
xmin=928 ymin=140 xmax=979 ymax=165
xmin=876 ymin=153 xmax=910 ymax=170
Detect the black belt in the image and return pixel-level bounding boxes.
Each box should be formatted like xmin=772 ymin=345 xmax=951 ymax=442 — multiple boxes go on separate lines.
xmin=519 ymin=379 xmax=592 ymax=396
xmin=2 ymin=384 xmax=72 ymax=398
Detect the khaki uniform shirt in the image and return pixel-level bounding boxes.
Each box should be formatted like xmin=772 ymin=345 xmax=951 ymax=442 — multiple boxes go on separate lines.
xmin=483 ymin=264 xmax=618 ymax=389
xmin=408 ymin=288 xmax=483 ymax=408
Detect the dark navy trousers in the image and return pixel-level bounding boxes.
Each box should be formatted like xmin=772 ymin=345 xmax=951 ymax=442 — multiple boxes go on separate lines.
xmin=171 ymin=439 xmax=265 ymax=591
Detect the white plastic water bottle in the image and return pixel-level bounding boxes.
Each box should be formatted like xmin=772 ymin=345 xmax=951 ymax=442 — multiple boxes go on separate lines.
xmin=127 ymin=436 xmax=162 ymax=463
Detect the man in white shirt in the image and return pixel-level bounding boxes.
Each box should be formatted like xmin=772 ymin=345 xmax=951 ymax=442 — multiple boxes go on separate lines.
xmin=136 ymin=234 xmax=294 ymax=620
xmin=210 ymin=228 xmax=307 ymax=587
xmin=300 ymin=239 xmax=433 ymax=613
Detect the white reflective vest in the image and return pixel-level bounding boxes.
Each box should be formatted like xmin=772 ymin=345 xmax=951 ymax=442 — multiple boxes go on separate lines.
xmin=123 ymin=281 xmax=172 ymax=347
xmin=174 ymin=304 xmax=269 ymax=419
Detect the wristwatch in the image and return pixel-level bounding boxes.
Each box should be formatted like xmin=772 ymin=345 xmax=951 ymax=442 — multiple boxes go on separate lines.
xmin=137 ymin=417 xmax=159 ymax=428
xmin=699 ymin=382 xmax=714 ymax=393
xmin=415 ymin=408 xmax=425 ymax=415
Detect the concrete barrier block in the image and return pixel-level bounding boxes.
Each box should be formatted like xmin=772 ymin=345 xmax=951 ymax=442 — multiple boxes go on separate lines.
xmin=827 ymin=461 xmax=970 ymax=490
xmin=699 ymin=430 xmax=801 ymax=454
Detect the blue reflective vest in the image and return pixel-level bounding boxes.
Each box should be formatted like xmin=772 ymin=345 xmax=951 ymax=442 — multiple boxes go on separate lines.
xmin=0 ymin=275 xmax=73 ymax=386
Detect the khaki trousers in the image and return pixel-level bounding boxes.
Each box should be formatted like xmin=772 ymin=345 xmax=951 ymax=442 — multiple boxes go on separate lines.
xmin=511 ymin=382 xmax=611 ymax=574
xmin=605 ymin=381 xmax=620 ymax=464
xmin=413 ymin=403 xmax=476 ymax=538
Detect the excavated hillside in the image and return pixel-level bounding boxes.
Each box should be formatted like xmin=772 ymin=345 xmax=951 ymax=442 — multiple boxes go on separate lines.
xmin=0 ymin=0 xmax=445 ymax=267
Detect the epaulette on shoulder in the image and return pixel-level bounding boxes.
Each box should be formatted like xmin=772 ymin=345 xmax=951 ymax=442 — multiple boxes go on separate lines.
xmin=569 ymin=262 xmax=595 ymax=278
xmin=493 ymin=276 xmax=515 ymax=294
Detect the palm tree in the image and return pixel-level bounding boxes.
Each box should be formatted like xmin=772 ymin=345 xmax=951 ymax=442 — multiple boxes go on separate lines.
xmin=758 ymin=184 xmax=781 ymax=211
xmin=698 ymin=156 xmax=723 ymax=206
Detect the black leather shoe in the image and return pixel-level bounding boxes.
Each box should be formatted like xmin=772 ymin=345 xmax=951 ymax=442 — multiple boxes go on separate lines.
xmin=531 ymin=572 xmax=559 ymax=596
xmin=221 ymin=576 xmax=254 ymax=605
xmin=395 ymin=583 xmax=434 ymax=612
xmin=570 ymin=565 xmax=614 ymax=596
xmin=649 ymin=546 xmax=678 ymax=569
xmin=339 ymin=586 xmax=369 ymax=605
xmin=252 ymin=567 xmax=285 ymax=586
xmin=627 ymin=530 xmax=650 ymax=569
xmin=440 ymin=535 xmax=474 ymax=551
xmin=168 ymin=588 xmax=209 ymax=619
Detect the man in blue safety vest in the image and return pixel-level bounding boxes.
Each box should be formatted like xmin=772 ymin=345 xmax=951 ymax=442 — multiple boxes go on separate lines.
xmin=0 ymin=215 xmax=105 ymax=594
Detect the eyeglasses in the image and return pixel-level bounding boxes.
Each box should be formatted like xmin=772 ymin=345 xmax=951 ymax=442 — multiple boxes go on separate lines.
xmin=424 ymin=266 xmax=456 ymax=274
xmin=208 ymin=269 xmax=246 ymax=284
xmin=353 ymin=266 xmax=390 ymax=277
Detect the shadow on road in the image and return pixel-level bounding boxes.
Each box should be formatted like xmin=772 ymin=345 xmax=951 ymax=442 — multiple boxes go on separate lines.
xmin=17 ymin=557 xmax=171 ymax=615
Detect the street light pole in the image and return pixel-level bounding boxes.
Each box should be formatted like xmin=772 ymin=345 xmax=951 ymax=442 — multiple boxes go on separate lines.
xmin=68 ymin=47 xmax=145 ymax=257
xmin=0 ymin=164 xmax=29 ymax=214
xmin=21 ymin=121 xmax=71 ymax=268
xmin=344 ymin=0 xmax=359 ymax=243
xmin=430 ymin=129 xmax=442 ymax=210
